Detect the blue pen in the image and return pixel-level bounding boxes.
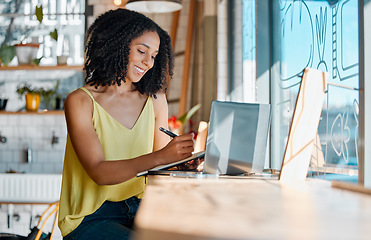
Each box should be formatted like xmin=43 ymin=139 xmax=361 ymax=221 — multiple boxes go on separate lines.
xmin=159 ymin=127 xmax=178 ymax=138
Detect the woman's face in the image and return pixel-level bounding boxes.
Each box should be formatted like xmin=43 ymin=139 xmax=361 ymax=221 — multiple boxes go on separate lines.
xmin=126 ymin=31 xmax=160 ymax=83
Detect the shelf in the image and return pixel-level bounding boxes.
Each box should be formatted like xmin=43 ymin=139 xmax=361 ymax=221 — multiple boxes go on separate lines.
xmin=0 ymin=65 xmax=83 ymax=71
xmin=0 ymin=110 xmax=64 ymax=115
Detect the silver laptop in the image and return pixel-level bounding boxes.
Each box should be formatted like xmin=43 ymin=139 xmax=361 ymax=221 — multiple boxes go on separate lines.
xmin=203 ymin=101 xmax=271 ymax=175
xmin=138 ymin=101 xmax=271 ymax=177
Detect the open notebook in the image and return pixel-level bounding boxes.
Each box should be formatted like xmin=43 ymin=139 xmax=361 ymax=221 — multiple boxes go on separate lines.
xmin=137 ymin=151 xmax=205 ymax=177
xmin=137 ymin=100 xmax=271 ymax=177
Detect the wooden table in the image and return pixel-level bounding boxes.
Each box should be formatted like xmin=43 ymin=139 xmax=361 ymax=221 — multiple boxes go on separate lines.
xmin=134 ymin=175 xmax=371 ymax=240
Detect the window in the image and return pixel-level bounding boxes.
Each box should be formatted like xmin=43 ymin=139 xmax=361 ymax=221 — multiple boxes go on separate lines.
xmin=226 ymin=0 xmax=360 ymax=181
xmin=272 ymin=0 xmax=359 ymax=182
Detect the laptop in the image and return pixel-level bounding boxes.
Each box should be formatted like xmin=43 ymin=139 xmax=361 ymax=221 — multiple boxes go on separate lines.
xmin=137 ymin=101 xmax=271 ymax=177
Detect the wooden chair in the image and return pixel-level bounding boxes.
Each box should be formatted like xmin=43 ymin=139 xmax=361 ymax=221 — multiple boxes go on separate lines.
xmin=279 ymin=68 xmax=328 ymax=183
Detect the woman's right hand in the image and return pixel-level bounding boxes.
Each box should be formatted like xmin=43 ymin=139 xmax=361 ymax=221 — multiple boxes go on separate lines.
xmin=157 ymin=133 xmax=194 ymax=165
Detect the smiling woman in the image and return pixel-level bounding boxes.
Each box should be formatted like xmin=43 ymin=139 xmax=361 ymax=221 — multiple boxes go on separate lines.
xmin=126 ymin=31 xmax=160 ymax=82
xmin=58 ymin=8 xmax=195 ymax=240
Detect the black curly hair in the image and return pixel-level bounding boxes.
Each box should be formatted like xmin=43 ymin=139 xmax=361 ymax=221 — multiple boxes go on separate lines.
xmin=84 ymin=8 xmax=174 ymax=96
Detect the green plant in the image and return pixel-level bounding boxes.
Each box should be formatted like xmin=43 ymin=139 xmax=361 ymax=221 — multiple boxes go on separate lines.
xmin=177 ymin=104 xmax=201 ymax=124
xmin=41 ymin=80 xmax=59 ymax=109
xmin=35 ymin=5 xmax=58 ymax=41
xmin=168 ymin=104 xmax=201 ymax=133
xmin=1 ymin=4 xmax=58 ymax=66
xmin=16 ymin=84 xmax=43 ymax=98
xmin=33 ymin=57 xmax=43 ymax=66
xmin=0 ymin=44 xmax=16 ymax=66
xmin=16 ymin=81 xmax=59 ymax=109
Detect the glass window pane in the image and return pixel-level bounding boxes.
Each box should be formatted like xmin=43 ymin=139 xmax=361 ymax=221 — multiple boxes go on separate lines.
xmin=271 ymin=0 xmax=359 ymax=182
xmin=242 ymin=0 xmax=256 ymax=102
xmin=226 ymin=0 xmax=256 ymax=102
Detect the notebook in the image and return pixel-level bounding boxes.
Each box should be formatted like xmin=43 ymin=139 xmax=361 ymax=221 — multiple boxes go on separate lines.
xmin=137 ymin=151 xmax=205 ymax=177
xmin=137 ymin=100 xmax=271 ymax=177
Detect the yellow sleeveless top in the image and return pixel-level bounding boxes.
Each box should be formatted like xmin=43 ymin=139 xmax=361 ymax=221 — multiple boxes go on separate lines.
xmin=58 ymin=87 xmax=154 ymax=236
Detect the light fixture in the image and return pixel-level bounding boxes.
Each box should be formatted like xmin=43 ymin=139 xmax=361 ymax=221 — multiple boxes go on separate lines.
xmin=114 ymin=0 xmax=123 ymax=6
xmin=125 ymin=0 xmax=182 ymax=13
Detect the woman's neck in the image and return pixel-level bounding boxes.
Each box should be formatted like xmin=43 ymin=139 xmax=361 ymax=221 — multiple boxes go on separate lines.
xmin=89 ymin=80 xmax=137 ymax=96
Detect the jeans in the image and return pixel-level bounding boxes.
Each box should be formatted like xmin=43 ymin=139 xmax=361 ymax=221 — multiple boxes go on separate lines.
xmin=63 ymin=197 xmax=141 ymax=240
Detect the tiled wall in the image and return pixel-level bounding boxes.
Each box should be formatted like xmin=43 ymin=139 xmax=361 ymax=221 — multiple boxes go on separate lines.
xmin=0 ymin=113 xmax=66 ymax=174
xmin=0 ymin=69 xmax=81 ymax=174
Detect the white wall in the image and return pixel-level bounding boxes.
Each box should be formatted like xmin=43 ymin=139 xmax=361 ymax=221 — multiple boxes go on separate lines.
xmin=0 ymin=114 xmax=66 ymax=174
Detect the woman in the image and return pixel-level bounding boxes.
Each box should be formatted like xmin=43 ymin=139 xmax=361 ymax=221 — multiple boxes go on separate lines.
xmin=58 ymin=9 xmax=194 ymax=240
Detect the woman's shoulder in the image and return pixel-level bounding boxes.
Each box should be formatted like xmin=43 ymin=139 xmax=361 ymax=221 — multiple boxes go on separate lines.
xmin=151 ymin=91 xmax=167 ymax=105
xmin=151 ymin=91 xmax=168 ymax=115
xmin=64 ymin=86 xmax=95 ymax=110
xmin=66 ymin=87 xmax=87 ymax=101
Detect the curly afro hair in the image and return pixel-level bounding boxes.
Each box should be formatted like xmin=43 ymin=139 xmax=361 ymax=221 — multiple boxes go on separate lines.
xmin=84 ymin=8 xmax=174 ymax=96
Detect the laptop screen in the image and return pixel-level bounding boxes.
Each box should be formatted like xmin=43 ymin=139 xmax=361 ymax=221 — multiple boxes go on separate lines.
xmin=203 ymin=101 xmax=271 ymax=175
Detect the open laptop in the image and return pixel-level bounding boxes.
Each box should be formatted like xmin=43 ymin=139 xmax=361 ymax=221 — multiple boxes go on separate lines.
xmin=137 ymin=101 xmax=271 ymax=177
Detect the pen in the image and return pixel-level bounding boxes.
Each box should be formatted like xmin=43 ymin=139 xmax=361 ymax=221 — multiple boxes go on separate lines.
xmin=159 ymin=127 xmax=178 ymax=138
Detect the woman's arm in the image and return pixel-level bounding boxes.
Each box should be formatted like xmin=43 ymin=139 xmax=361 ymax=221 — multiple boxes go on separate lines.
xmin=64 ymin=89 xmax=194 ymax=186
xmin=152 ymin=92 xmax=172 ymax=151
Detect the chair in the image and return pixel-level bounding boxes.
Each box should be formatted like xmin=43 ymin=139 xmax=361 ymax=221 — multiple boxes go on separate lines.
xmin=0 ymin=201 xmax=59 ymax=240
xmin=279 ymin=68 xmax=328 ymax=183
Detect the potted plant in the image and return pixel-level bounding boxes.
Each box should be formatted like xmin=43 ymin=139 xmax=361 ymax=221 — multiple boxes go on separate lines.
xmin=13 ymin=5 xmax=57 ymax=66
xmin=16 ymin=84 xmax=43 ymax=111
xmin=2 ymin=4 xmax=57 ymax=66
xmin=14 ymin=42 xmax=40 ymax=65
xmin=40 ymin=80 xmax=59 ymax=110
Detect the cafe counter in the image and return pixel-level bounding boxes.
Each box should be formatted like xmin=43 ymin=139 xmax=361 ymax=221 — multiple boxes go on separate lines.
xmin=134 ymin=174 xmax=371 ymax=240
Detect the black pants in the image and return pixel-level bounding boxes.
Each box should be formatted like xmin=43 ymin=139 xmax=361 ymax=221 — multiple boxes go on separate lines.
xmin=63 ymin=197 xmax=141 ymax=240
